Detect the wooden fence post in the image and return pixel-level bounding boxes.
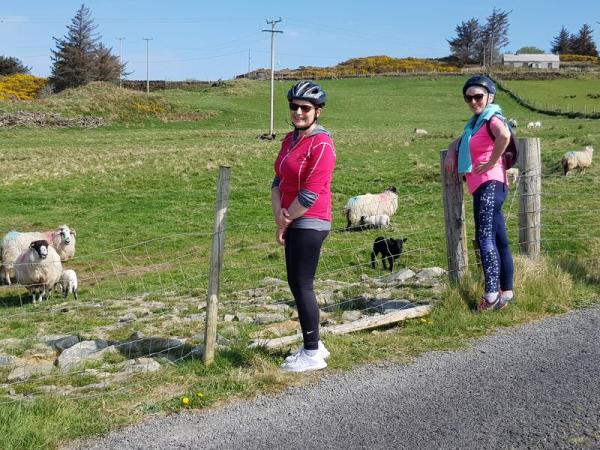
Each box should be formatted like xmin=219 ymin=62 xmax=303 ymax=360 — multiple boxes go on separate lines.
xmin=203 ymin=166 xmax=231 ymax=365
xmin=440 ymin=149 xmax=468 ymax=281
xmin=518 ymin=138 xmax=541 ymax=258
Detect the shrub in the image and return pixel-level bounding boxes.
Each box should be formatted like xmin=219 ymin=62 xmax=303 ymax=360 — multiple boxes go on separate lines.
xmin=0 ymin=74 xmax=48 ymax=100
xmin=559 ymin=54 xmax=598 ymax=63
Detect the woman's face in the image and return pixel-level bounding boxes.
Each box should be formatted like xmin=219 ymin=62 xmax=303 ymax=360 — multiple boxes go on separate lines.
xmin=464 ymin=86 xmax=491 ymax=115
xmin=289 ymin=99 xmax=321 ymax=129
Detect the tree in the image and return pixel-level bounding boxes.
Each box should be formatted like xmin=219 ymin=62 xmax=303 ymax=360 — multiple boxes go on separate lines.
xmin=0 ymin=56 xmax=31 ymax=76
xmin=478 ymin=8 xmax=511 ymax=66
xmin=50 ymin=4 xmax=125 ymax=92
xmin=516 ymin=46 xmax=545 ymax=54
xmin=570 ymin=24 xmax=598 ymax=56
xmin=551 ymin=26 xmax=572 ymax=54
xmin=447 ymin=18 xmax=481 ymax=65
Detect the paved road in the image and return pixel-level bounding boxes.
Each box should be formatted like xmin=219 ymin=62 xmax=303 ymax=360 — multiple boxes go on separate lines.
xmin=79 ymin=305 xmax=600 ymax=450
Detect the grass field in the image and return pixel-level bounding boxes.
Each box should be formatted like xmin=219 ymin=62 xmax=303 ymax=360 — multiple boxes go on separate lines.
xmin=0 ymin=76 xmax=599 ymax=449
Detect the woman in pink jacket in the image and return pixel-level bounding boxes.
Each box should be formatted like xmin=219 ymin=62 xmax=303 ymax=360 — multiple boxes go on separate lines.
xmin=444 ymin=75 xmax=515 ymax=312
xmin=271 ymin=81 xmax=336 ymax=372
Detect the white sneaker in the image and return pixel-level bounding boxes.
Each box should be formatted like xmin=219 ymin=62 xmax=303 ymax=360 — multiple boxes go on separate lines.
xmin=285 ymin=340 xmax=330 ymax=363
xmin=281 ymin=349 xmax=327 ymax=372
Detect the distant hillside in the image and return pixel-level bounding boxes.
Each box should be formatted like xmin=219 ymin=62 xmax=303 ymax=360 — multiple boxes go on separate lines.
xmin=240 ymin=55 xmax=460 ymax=80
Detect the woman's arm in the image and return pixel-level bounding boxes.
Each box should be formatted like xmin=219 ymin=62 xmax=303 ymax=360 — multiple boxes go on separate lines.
xmin=474 ymin=118 xmax=510 ymax=174
xmin=444 ymin=137 xmax=461 ymax=173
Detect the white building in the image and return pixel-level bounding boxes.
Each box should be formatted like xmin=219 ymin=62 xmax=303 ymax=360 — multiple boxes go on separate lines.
xmin=503 ymin=53 xmax=560 ymax=69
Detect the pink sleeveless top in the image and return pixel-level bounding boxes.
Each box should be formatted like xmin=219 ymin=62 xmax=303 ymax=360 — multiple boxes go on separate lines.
xmin=464 ymin=116 xmax=507 ymax=195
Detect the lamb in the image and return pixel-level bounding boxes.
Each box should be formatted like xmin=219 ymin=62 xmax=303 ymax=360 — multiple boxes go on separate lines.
xmin=506 ymin=167 xmax=520 ymax=184
xmin=534 ymin=121 xmax=542 ymax=128
xmin=359 ymin=214 xmax=390 ymax=229
xmin=14 ymin=240 xmax=63 ymax=304
xmin=526 ymin=122 xmax=535 ymax=129
xmin=58 ymin=269 xmax=78 ymax=300
xmin=1 ymin=224 xmax=76 ymax=285
xmin=561 ymin=146 xmax=594 ymax=176
xmin=371 ymin=236 xmax=407 ymax=272
xmin=343 ymin=187 xmax=398 ymax=230
xmin=414 ymin=128 xmax=428 ymax=135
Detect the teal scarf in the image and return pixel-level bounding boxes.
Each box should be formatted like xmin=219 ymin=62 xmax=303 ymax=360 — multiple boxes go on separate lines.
xmin=457 ymin=104 xmax=502 ymax=174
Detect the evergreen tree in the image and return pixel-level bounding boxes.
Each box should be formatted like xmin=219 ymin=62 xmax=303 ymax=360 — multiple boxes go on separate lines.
xmin=571 ymin=24 xmax=598 ymax=56
xmin=50 ymin=4 xmax=125 ymax=91
xmin=478 ymin=8 xmax=511 ymax=66
xmin=0 ymin=56 xmax=31 ymax=76
xmin=551 ymin=26 xmax=572 ymax=54
xmin=447 ymin=18 xmax=480 ymax=65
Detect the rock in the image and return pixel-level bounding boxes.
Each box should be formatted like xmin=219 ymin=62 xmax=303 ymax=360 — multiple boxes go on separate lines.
xmin=234 ymin=314 xmax=253 ymax=323
xmin=367 ymin=299 xmax=415 ymax=314
xmin=316 ymin=291 xmax=334 ymax=306
xmin=118 ymin=313 xmax=137 ymax=323
xmin=183 ymin=313 xmax=206 ymax=322
xmin=120 ymin=358 xmax=161 ymax=373
xmin=262 ymin=277 xmax=287 ymax=286
xmin=129 ymin=331 xmax=145 ymax=341
xmin=0 ymin=355 xmax=17 ymax=367
xmin=375 ymin=289 xmax=393 ymax=300
xmin=249 ymin=320 xmax=299 ymax=338
xmin=115 ymin=337 xmax=200 ymax=362
xmin=254 ymin=313 xmax=288 ymax=325
xmin=57 ymin=340 xmax=109 ymax=370
xmin=22 ymin=344 xmax=57 ymax=361
xmin=0 ymin=338 xmax=21 ymax=350
xmin=145 ymin=301 xmax=166 ymax=311
xmin=360 ymin=274 xmax=370 ymax=282
xmin=44 ymin=335 xmax=79 ymax=352
xmin=261 ymin=303 xmax=291 ymax=313
xmin=197 ymin=302 xmax=207 ymax=310
xmin=129 ymin=307 xmax=151 ymax=317
xmin=380 ymin=268 xmax=416 ymax=284
xmin=416 ymin=267 xmax=446 ymax=279
xmin=223 ymin=314 xmax=236 ymax=322
xmin=342 ymin=310 xmax=362 ymax=322
xmin=8 ymin=363 xmax=54 ymax=382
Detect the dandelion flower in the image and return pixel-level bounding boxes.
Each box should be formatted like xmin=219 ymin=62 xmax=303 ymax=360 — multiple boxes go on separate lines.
xmin=182 ymin=396 xmax=190 ymax=406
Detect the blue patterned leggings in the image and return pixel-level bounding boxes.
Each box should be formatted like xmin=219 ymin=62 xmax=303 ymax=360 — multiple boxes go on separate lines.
xmin=473 ymin=181 xmax=514 ymax=293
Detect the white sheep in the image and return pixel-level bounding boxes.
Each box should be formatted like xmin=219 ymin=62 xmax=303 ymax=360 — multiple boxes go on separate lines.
xmin=344 ymin=187 xmax=398 ymax=230
xmin=14 ymin=240 xmax=63 ymax=304
xmin=1 ymin=224 xmax=76 ymax=285
xmin=526 ymin=122 xmax=535 ymax=129
xmin=359 ymin=214 xmax=390 ymax=229
xmin=414 ymin=128 xmax=428 ymax=135
xmin=534 ymin=121 xmax=542 ymax=128
xmin=506 ymin=167 xmax=520 ymax=184
xmin=562 ymin=146 xmax=594 ymax=176
xmin=58 ymin=269 xmax=78 ymax=300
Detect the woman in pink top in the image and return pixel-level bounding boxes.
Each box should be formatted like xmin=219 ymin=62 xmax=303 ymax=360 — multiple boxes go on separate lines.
xmin=444 ymin=75 xmax=514 ymax=312
xmin=271 ymin=81 xmax=336 ymax=372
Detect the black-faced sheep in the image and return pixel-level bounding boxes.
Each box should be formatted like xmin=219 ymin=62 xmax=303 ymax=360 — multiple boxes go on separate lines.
xmin=14 ymin=240 xmax=63 ymax=304
xmin=359 ymin=214 xmax=390 ymax=229
xmin=371 ymin=236 xmax=407 ymax=272
xmin=58 ymin=269 xmax=78 ymax=300
xmin=344 ymin=187 xmax=398 ymax=230
xmin=562 ymin=146 xmax=594 ymax=176
xmin=0 ymin=224 xmax=76 ymax=285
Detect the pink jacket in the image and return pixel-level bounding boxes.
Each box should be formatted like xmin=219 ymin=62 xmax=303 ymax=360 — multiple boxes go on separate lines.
xmin=274 ymin=130 xmax=336 ymax=221
xmin=465 ymin=116 xmax=507 ymax=194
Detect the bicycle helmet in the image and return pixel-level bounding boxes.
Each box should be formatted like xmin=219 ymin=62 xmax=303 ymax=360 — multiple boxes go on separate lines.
xmin=287 ymin=81 xmax=326 ymax=106
xmin=462 ymin=75 xmax=496 ymax=95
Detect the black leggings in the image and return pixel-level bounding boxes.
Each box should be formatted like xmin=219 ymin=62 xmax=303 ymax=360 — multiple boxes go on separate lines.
xmin=284 ymin=228 xmax=329 ymax=351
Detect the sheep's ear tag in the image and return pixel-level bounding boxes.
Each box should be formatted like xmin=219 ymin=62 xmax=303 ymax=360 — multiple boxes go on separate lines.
xmin=30 ymin=242 xmax=35 ymax=248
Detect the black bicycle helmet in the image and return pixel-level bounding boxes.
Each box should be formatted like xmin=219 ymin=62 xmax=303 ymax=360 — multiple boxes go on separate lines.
xmin=462 ymin=75 xmax=496 ymax=95
xmin=287 ymin=81 xmax=326 ymax=106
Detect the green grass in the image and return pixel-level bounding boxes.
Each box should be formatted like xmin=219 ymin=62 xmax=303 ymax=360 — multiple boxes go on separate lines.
xmin=0 ymin=76 xmax=599 ymax=449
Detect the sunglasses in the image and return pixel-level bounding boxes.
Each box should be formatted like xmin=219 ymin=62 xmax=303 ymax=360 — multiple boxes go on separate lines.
xmin=464 ymin=93 xmax=485 ymax=103
xmin=289 ymin=102 xmax=315 ymax=113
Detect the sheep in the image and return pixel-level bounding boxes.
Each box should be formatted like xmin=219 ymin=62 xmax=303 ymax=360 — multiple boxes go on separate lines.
xmin=508 ymin=118 xmax=518 ymax=128
xmin=506 ymin=167 xmax=520 ymax=184
xmin=58 ymin=269 xmax=78 ymax=300
xmin=359 ymin=214 xmax=391 ymax=229
xmin=561 ymin=146 xmax=594 ymax=176
xmin=1 ymin=224 xmax=76 ymax=285
xmin=526 ymin=122 xmax=535 ymax=129
xmin=414 ymin=128 xmax=428 ymax=135
xmin=343 ymin=187 xmax=398 ymax=230
xmin=14 ymin=240 xmax=63 ymax=304
xmin=534 ymin=121 xmax=542 ymax=128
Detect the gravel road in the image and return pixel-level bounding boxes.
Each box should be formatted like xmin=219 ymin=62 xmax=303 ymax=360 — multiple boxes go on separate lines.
xmin=77 ymin=305 xmax=600 ymax=450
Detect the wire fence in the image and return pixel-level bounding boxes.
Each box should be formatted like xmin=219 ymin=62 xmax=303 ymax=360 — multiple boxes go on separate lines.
xmin=0 ymin=158 xmax=598 ymax=403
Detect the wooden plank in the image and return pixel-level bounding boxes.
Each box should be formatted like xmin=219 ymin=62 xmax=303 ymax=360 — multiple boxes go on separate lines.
xmin=248 ymin=304 xmax=433 ymax=349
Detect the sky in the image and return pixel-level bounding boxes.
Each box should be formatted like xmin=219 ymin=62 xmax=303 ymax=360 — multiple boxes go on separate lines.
xmin=1 ymin=0 xmax=599 ymax=81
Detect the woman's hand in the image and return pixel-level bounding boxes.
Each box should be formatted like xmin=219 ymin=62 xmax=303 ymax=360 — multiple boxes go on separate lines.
xmin=474 ymin=160 xmax=498 ymax=174
xmin=276 ymin=226 xmax=286 ymax=246
xmin=275 ymin=208 xmax=292 ymax=229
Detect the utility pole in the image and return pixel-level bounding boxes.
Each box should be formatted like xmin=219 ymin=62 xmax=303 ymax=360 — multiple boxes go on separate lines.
xmin=247 ymin=48 xmax=251 ymax=75
xmin=143 ymin=37 xmax=153 ymax=94
xmin=261 ymin=18 xmax=283 ymax=140
xmin=116 ymin=37 xmax=125 ymax=88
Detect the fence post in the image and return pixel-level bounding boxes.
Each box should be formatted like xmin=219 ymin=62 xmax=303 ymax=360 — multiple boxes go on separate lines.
xmin=203 ymin=165 xmax=231 ymax=365
xmin=440 ymin=149 xmax=468 ymax=281
xmin=518 ymin=138 xmax=541 ymax=258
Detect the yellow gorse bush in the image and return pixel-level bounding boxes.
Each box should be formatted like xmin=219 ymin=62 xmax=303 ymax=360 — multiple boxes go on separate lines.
xmin=0 ymin=73 xmax=47 ymax=100
xmin=560 ymin=54 xmax=599 ymax=63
